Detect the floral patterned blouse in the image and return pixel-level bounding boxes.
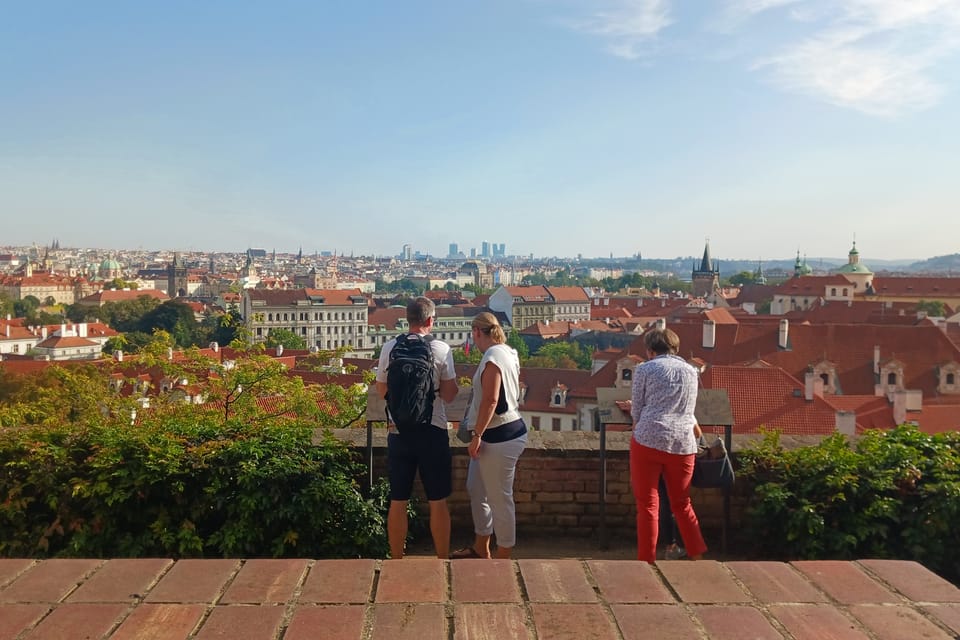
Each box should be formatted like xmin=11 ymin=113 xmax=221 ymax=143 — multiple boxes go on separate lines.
xmin=630 ymin=354 xmax=699 ymax=455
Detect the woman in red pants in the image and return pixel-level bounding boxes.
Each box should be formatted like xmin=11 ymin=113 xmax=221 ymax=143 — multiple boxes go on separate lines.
xmin=629 ymin=328 xmax=707 ymax=563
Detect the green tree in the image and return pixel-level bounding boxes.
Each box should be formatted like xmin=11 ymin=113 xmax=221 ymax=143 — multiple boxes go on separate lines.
xmin=452 ymin=345 xmax=482 ymax=364
xmin=527 ymin=341 xmax=593 ymax=370
xmin=13 ymin=295 xmax=41 ymax=319
xmin=265 ymin=328 xmax=307 ymax=350
xmin=727 ymin=271 xmax=758 ymax=286
xmin=506 ymin=328 xmax=529 ymax=362
xmin=64 ymin=303 xmax=97 ymax=323
xmin=916 ymin=300 xmax=946 ymax=317
xmin=0 ymin=293 xmax=14 ymax=318
xmin=139 ymin=301 xmax=200 ymax=348
xmin=99 ymin=295 xmax=163 ymax=332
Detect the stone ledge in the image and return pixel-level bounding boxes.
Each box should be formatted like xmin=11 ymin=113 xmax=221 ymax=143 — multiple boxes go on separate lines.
xmin=327 ymin=428 xmax=832 ymax=453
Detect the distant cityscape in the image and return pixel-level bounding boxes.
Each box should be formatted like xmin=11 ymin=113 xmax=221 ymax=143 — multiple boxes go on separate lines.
xmin=2 ymin=237 xmax=960 ymax=434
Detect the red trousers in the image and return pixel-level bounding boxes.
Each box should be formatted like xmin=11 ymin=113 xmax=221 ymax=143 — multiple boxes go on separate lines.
xmin=629 ymin=440 xmax=708 ymax=563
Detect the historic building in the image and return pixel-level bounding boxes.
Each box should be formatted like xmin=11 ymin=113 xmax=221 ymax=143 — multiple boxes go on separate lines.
xmin=241 ymin=288 xmax=371 ymax=357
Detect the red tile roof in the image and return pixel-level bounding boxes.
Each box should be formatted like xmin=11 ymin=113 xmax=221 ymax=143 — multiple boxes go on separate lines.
xmin=701 ymin=366 xmax=839 ymax=435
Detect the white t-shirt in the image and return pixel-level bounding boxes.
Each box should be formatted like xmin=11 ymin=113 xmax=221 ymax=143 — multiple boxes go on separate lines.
xmin=376 ymin=333 xmax=456 ymax=429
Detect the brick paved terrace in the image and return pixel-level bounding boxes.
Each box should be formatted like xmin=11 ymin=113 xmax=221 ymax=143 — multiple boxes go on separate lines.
xmin=2 ymin=557 xmax=959 ymax=639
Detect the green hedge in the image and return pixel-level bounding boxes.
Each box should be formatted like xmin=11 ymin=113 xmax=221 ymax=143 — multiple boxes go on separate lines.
xmin=0 ymin=416 xmax=388 ymax=559
xmin=738 ymin=425 xmax=960 ymax=581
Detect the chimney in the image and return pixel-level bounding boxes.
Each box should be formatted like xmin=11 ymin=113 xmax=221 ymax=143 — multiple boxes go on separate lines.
xmin=805 ymin=371 xmax=824 ymax=401
xmin=873 ymin=345 xmax=881 ymax=375
xmin=655 ymin=318 xmax=666 ymax=331
xmin=4 ymin=324 xmax=9 ymax=337
xmin=167 ymin=347 xmax=174 ymax=361
xmin=778 ymin=319 xmax=789 ymax=349
xmin=893 ymin=390 xmax=907 ymax=425
xmin=115 ymin=350 xmax=123 ymax=362
xmin=60 ymin=323 xmax=66 ymax=335
xmin=41 ymin=327 xmax=48 ymax=339
xmin=79 ymin=323 xmax=87 ymax=338
xmin=835 ymin=411 xmax=856 ymax=436
xmin=702 ymin=320 xmax=716 ymax=349
xmin=209 ymin=341 xmax=219 ymax=352
xmin=276 ymin=344 xmax=284 ymax=356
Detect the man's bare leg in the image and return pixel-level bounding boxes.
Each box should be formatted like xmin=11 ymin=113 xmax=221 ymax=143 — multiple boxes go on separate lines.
xmin=388 ymin=500 xmax=408 ymax=559
xmin=428 ymin=499 xmax=451 ymax=559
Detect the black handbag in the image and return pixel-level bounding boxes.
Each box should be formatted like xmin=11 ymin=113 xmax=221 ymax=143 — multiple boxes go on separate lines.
xmin=692 ymin=436 xmax=735 ymax=489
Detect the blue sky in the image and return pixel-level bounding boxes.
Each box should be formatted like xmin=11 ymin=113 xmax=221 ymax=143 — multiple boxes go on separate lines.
xmin=2 ymin=1 xmax=959 ymax=261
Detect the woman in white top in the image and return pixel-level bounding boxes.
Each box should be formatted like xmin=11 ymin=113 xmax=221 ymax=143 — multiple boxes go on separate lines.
xmin=452 ymin=312 xmax=527 ymax=559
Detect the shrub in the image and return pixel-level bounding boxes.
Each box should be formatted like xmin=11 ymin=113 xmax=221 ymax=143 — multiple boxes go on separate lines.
xmin=738 ymin=425 xmax=960 ymax=581
xmin=0 ymin=415 xmax=388 ymax=559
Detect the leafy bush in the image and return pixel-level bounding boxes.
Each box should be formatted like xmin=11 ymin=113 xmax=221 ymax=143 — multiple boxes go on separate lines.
xmin=738 ymin=425 xmax=960 ymax=581
xmin=0 ymin=415 xmax=388 ymax=559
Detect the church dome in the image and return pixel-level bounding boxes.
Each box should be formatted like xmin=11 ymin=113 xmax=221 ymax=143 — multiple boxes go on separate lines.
xmin=100 ymin=257 xmax=121 ymax=271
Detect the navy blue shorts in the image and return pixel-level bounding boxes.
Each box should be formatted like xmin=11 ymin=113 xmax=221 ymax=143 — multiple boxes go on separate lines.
xmin=387 ymin=427 xmax=452 ymax=502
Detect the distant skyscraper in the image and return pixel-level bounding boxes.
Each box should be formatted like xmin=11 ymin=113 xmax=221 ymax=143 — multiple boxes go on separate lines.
xmin=470 ymin=248 xmax=477 ymax=258
xmin=449 ymin=243 xmax=459 ymax=258
xmin=497 ymin=243 xmax=505 ymax=257
xmin=402 ymin=244 xmax=412 ymax=261
xmin=481 ymin=241 xmax=490 ymax=258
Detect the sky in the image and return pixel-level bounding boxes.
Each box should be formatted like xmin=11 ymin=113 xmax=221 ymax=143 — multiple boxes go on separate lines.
xmin=2 ymin=1 xmax=960 ymax=262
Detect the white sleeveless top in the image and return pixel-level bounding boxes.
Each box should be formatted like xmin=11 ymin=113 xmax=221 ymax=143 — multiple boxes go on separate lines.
xmin=465 ymin=343 xmax=522 ymax=430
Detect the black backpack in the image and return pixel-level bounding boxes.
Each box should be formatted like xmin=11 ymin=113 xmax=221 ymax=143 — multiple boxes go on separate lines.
xmin=385 ymin=333 xmax=436 ymax=433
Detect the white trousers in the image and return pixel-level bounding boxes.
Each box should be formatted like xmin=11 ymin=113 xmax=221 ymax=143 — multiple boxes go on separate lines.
xmin=466 ymin=433 xmax=527 ymax=549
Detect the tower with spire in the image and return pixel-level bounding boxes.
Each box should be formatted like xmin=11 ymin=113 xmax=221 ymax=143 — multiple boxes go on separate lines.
xmin=167 ymin=252 xmax=188 ymax=298
xmin=691 ymin=240 xmax=720 ymax=298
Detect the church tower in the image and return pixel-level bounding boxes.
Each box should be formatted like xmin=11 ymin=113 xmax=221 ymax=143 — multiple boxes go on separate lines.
xmin=167 ymin=253 xmax=188 ymax=298
xmin=691 ymin=241 xmax=720 ymax=298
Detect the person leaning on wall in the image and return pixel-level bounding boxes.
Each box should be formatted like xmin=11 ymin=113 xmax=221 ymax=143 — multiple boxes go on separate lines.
xmin=629 ymin=327 xmax=707 ymax=563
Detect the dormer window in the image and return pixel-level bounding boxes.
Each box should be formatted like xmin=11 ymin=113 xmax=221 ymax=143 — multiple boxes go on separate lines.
xmin=622 ymin=368 xmax=632 ymax=381
xmin=937 ymin=362 xmax=960 ymax=394
xmin=879 ymin=359 xmax=905 ymax=394
xmin=550 ymin=383 xmax=568 ymax=407
xmin=811 ymin=360 xmax=838 ymax=395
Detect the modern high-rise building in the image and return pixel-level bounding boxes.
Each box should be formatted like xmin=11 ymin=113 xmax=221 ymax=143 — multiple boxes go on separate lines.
xmin=481 ymin=241 xmax=490 ymax=258
xmin=402 ymin=244 xmax=412 ymax=261
xmin=448 ymin=243 xmax=459 ymax=258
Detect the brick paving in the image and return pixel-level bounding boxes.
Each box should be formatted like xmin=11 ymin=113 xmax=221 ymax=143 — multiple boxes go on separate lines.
xmin=0 ymin=558 xmax=958 ymax=639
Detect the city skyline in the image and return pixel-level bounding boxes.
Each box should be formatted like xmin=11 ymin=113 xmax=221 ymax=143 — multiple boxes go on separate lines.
xmin=3 ymin=2 xmax=960 ymax=260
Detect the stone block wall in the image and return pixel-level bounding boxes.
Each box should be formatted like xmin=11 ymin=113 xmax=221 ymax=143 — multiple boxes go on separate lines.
xmin=333 ymin=429 xmax=749 ymax=543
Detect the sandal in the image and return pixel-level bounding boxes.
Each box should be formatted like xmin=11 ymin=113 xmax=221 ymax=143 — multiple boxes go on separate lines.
xmin=451 ymin=546 xmax=483 ymax=559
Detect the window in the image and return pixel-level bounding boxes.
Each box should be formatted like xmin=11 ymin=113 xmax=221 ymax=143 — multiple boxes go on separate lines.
xmin=531 ymin=416 xmax=540 ymax=429
xmin=268 ymin=313 xmax=273 ymax=322
xmin=947 ymin=373 xmax=955 ymax=385
xmin=887 ymin=372 xmax=897 ymax=385
xmin=831 ymin=288 xmax=836 ymax=296
xmin=552 ymin=417 xmax=561 ymax=431
xmin=820 ymin=373 xmax=829 ymax=385
xmin=553 ymin=393 xmax=562 ymax=405
xmin=843 ymin=288 xmax=848 ymax=296
xmin=622 ymin=369 xmax=632 ymax=381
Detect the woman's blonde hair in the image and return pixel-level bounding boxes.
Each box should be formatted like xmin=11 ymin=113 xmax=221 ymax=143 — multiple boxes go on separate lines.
xmin=472 ymin=311 xmax=506 ymax=344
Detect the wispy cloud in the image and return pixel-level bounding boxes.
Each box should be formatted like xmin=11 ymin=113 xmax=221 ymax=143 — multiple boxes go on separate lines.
xmin=567 ymin=0 xmax=960 ymax=116
xmin=737 ymin=0 xmax=960 ymax=116
xmin=567 ymin=0 xmax=674 ymax=60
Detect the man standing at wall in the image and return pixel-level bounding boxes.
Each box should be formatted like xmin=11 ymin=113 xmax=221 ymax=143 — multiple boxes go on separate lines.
xmin=376 ymin=296 xmax=459 ymax=558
